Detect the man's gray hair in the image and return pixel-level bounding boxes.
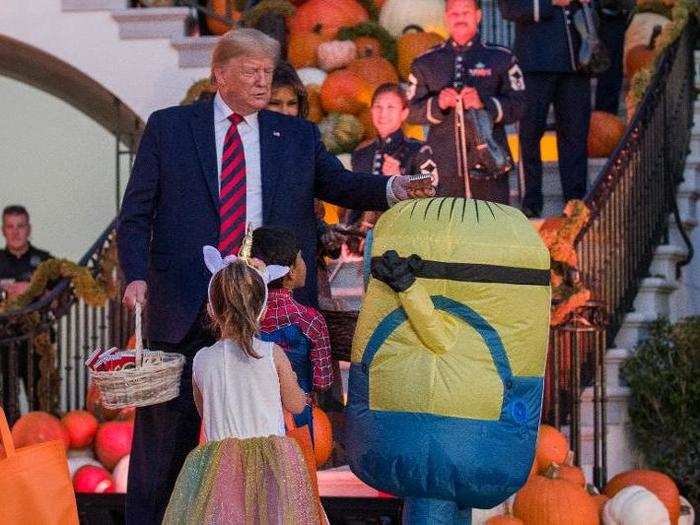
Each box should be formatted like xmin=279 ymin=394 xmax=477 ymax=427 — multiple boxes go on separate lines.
xmin=211 ymin=28 xmax=280 ymax=71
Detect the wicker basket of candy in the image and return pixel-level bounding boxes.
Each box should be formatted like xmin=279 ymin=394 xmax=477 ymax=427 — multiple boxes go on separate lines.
xmin=86 ymin=304 xmax=185 ymax=409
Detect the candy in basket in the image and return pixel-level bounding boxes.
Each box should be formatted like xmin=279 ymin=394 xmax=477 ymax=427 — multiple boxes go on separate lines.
xmin=85 ymin=303 xmax=185 ymax=410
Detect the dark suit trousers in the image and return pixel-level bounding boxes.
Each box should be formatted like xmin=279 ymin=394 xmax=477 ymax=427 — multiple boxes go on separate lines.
xmin=520 ymin=72 xmax=591 ymax=215
xmin=594 ymin=15 xmax=627 ymax=114
xmin=125 ymin=305 xmax=214 ymax=525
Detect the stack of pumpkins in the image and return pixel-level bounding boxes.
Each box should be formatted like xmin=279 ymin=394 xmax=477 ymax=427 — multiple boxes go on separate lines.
xmin=285 ymin=0 xmax=447 ymax=154
xmin=481 ymin=425 xmax=695 ymax=525
xmin=2 ymin=394 xmax=135 ymax=495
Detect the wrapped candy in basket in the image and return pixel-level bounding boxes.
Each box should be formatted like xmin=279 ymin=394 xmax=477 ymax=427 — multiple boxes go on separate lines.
xmin=86 ymin=303 xmax=185 ymax=409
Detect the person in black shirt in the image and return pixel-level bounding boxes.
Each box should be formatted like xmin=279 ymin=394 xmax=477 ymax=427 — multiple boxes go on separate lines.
xmin=0 ymin=205 xmax=52 ymax=301
xmin=499 ymin=0 xmax=594 ymax=217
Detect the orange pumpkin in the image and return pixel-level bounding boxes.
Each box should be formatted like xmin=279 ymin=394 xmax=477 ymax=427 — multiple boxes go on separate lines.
xmin=591 ymin=494 xmax=609 ymax=519
xmin=587 ymin=111 xmax=625 ymax=158
xmin=312 ymin=406 xmax=333 ymax=466
xmin=347 ymin=55 xmax=399 ymax=91
xmin=207 ymin=0 xmax=242 ymax=36
xmin=486 ymin=516 xmax=524 ymax=525
xmin=61 ymin=410 xmax=99 ymax=449
xmin=288 ymin=29 xmax=329 ymax=69
xmin=513 ymin=465 xmax=600 ymax=524
xmin=603 ymin=469 xmax=680 ymax=525
xmin=527 ymin=457 xmax=540 ymax=479
xmin=397 ymin=30 xmax=443 ymax=79
xmin=354 ymin=35 xmax=383 ymax=58
xmin=625 ymin=24 xmax=662 ymax=79
xmin=320 ymin=69 xmax=372 ymax=114
xmin=306 ymin=85 xmax=325 ymax=123
xmin=11 ymin=411 xmax=71 ymax=451
xmin=94 ymin=421 xmax=134 ymax=471
xmin=557 ymin=463 xmax=586 ymax=487
xmin=535 ymin=424 xmax=570 ymax=471
xmin=289 ymin=0 xmax=369 ymax=40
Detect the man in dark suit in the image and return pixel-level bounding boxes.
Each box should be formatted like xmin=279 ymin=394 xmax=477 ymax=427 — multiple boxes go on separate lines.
xmin=500 ymin=0 xmax=593 ymax=217
xmin=117 ymin=28 xmax=432 ymax=524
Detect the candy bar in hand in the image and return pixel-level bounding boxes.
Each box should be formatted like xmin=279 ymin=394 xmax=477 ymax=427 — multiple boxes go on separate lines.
xmin=405 ymin=173 xmax=436 ymax=198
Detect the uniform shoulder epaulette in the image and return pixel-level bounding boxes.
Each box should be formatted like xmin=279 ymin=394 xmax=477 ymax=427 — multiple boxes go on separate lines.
xmin=414 ymin=41 xmax=445 ymax=61
xmin=355 ymin=138 xmax=375 ymax=151
xmin=483 ymin=42 xmax=513 ymax=55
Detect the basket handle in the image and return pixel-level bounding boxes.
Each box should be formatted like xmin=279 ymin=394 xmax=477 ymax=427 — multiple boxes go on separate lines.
xmin=134 ymin=302 xmax=144 ymax=367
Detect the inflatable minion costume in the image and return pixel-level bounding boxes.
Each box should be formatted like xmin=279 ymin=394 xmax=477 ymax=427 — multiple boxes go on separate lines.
xmin=346 ymin=198 xmax=551 ymax=524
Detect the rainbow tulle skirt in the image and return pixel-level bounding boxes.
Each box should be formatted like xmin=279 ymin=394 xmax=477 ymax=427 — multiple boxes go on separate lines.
xmin=163 ymin=435 xmax=322 ymax=524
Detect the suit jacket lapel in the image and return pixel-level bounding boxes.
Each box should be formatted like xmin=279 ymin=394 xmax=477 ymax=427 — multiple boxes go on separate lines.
xmin=190 ymin=100 xmax=219 ymax=210
xmin=258 ymin=110 xmax=285 ymax=224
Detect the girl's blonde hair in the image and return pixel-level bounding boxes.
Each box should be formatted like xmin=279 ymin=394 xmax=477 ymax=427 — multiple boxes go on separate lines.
xmin=207 ymin=259 xmax=267 ymax=358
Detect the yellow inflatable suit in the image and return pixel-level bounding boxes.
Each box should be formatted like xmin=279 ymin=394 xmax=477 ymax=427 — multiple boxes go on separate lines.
xmin=346 ymin=198 xmax=551 ymax=520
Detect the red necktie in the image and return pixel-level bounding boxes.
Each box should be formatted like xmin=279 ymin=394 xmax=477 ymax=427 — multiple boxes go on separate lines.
xmin=218 ymin=113 xmax=247 ymax=255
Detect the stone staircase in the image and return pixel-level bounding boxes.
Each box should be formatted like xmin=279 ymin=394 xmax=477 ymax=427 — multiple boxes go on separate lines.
xmin=64 ymin=1 xmax=219 ymax=69
xmin=63 ymin=1 xmax=220 ymax=68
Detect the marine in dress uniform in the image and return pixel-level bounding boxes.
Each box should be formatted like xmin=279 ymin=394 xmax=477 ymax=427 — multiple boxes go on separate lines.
xmin=406 ymin=35 xmax=526 ymax=203
xmin=499 ymin=0 xmax=594 ymax=217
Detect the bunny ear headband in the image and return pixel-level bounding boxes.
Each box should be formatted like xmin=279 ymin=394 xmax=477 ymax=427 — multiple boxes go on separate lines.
xmin=203 ymin=227 xmax=289 ymax=314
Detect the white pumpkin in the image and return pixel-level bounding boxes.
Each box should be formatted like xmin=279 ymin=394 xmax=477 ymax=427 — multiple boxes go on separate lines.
xmin=603 ymin=485 xmax=671 ymax=525
xmin=379 ymin=0 xmax=447 ymax=39
xmin=317 ymin=40 xmax=357 ymax=72
xmin=112 ymin=454 xmax=130 ymax=493
xmin=296 ymin=67 xmax=328 ymax=87
xmin=623 ymin=12 xmax=671 ymax=74
xmin=678 ymin=496 xmax=695 ymax=525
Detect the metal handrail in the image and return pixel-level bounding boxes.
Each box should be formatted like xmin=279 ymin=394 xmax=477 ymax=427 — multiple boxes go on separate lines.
xmin=574 ymin=23 xmax=696 ymax=345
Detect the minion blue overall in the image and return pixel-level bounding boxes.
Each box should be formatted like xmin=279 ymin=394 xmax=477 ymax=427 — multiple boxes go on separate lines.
xmin=346 ymin=198 xmax=551 ymax=524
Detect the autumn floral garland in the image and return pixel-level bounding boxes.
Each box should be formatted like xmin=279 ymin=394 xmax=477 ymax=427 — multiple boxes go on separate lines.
xmin=535 ymin=200 xmax=592 ymax=326
xmin=0 ymin=242 xmax=117 ymax=314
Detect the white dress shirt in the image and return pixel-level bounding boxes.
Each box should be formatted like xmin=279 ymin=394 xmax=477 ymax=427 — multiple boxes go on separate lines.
xmin=213 ymin=92 xmax=263 ymax=229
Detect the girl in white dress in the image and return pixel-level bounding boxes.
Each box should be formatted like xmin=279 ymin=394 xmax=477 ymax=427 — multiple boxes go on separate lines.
xmin=163 ymin=245 xmax=322 ymax=525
